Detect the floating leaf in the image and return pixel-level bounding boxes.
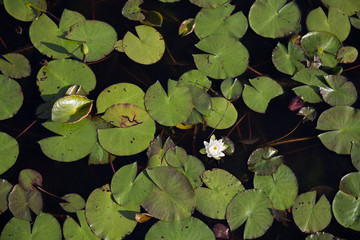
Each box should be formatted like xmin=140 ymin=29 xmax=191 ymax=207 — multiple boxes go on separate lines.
xmin=29 ymin=9 xmax=86 ymax=59
xmin=0 ymin=53 xmax=31 ymax=78
xmin=88 ymin=142 xmax=115 ymax=165
xmin=122 ymin=0 xmax=144 ymax=21
xmin=221 ymin=78 xmax=243 ymax=100
xmin=321 ymin=0 xmax=360 ymax=16
xmin=38 ymin=118 xmax=97 ymax=162
xmin=147 ymin=136 xmax=175 ymax=168
xmin=292 ymin=68 xmax=327 ymax=87
xmin=179 ymin=155 xmax=205 ymax=189
xmin=0 ymin=132 xmax=19 ymax=175
xmin=254 ymin=165 xmax=298 ymax=210
xmin=51 ymin=95 xmax=93 ymax=123
xmin=212 ymin=223 xmax=230 ymax=240
xmin=178 ymin=69 xmax=211 ymax=90
xmin=305 ymin=232 xmax=337 ymax=240
xmin=194 ymin=4 xmax=248 ymax=39
xmin=142 ymin=166 xmax=195 ymax=221
xmin=292 ymin=85 xmax=323 ymax=103
xmin=145 ymin=80 xmax=193 ymax=126
xmin=249 ymin=0 xmax=300 ymax=38
xmin=271 ymin=41 xmax=306 ymax=75
xmin=351 ymin=143 xmax=360 ymax=171
xmin=0 ymin=179 xmax=12 ymax=214
xmin=194 ymin=35 xmax=249 ymax=79
xmin=350 ymin=14 xmax=360 ymax=29
xmin=135 ymin=213 xmax=152 ymax=223
xmin=188 ymin=86 xmax=212 ymax=116
xmin=298 ymin=107 xmax=317 ymax=122
xmin=292 ymin=191 xmax=332 ymax=233
xmin=140 ymin=10 xmax=163 ymax=27
xmin=114 ymin=40 xmax=125 ymax=52
xmin=189 ymin=0 xmax=228 ymax=8
xmin=179 ymin=18 xmax=196 ymax=37
xmin=145 ymin=217 xmax=215 ymax=240
xmin=0 ymin=75 xmax=24 ymax=120
xmin=165 ymin=146 xmax=187 ymax=168
xmin=98 ymin=103 xmax=156 ymax=156
xmin=203 ymin=97 xmax=238 ymax=129
xmin=195 ymin=169 xmax=244 ymax=219
xmin=66 ymin=20 xmax=117 ymax=62
xmin=316 ymin=106 xmax=360 ymax=154
xmin=60 ymin=193 xmax=85 ymax=213
xmin=337 ymin=46 xmax=358 ymax=63
xmin=226 ymin=189 xmax=273 ymax=239
xmin=63 ymin=210 xmax=100 ymax=240
xmin=4 ymin=0 xmax=46 ymax=22
xmin=320 ymin=75 xmax=357 ymax=106
xmin=306 ymin=7 xmax=351 ymax=42
xmin=243 ymin=77 xmax=283 ymax=113
xmin=65 ymin=85 xmax=87 ymax=96
xmin=96 ymin=82 xmax=145 ymax=114
xmin=86 ymin=184 xmax=138 ymax=239
xmin=248 ymin=147 xmax=283 ymax=176
xmin=123 ymin=25 xmax=165 ymax=65
xmin=18 ymin=169 xmax=42 ymax=191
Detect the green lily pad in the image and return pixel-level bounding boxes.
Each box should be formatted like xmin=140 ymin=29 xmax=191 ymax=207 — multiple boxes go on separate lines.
xmin=305 ymin=232 xmax=337 ymax=240
xmin=0 ymin=179 xmax=12 ymax=214
xmin=195 ymin=168 xmax=244 ymax=219
xmin=247 ymin=147 xmax=283 ymax=176
xmin=249 ymin=0 xmax=301 ymax=38
xmin=63 ymin=210 xmax=100 ymax=240
xmin=292 ymin=85 xmax=323 ymax=103
xmin=292 ymin=68 xmax=327 ymax=87
xmin=59 ymin=193 xmax=85 ymax=213
xmin=8 ymin=184 xmax=42 ymax=221
xmin=271 ymin=41 xmax=306 ymax=75
xmin=65 ymin=20 xmax=117 ymax=62
xmin=253 ymin=164 xmax=298 ymax=210
xmin=306 ymin=7 xmax=351 ymax=42
xmin=38 ymin=118 xmax=97 ymax=162
xmin=298 ymin=106 xmax=317 ymax=122
xmin=122 ymin=25 xmax=165 ymax=65
xmin=0 ymin=132 xmax=19 ymax=175
xmin=98 ymin=103 xmax=156 ymax=156
xmin=4 ymin=0 xmax=46 ymax=22
xmin=145 ymin=80 xmax=193 ymax=126
xmin=301 ymin=31 xmax=342 ymax=68
xmin=146 ymin=136 xmax=175 ymax=168
xmin=51 ymin=95 xmax=93 ymax=123
xmin=122 ymin=0 xmax=144 ymax=21
xmin=189 ymin=0 xmax=228 ymax=8
xmin=178 ymin=69 xmax=211 ymax=90
xmin=292 ymin=191 xmax=332 ymax=233
xmin=165 ymin=146 xmax=187 ymax=168
xmin=0 ymin=53 xmax=31 ymax=78
xmin=88 ymin=142 xmax=115 ymax=165
xmin=320 ymin=75 xmax=357 ymax=106
xmin=194 ymin=4 xmax=248 ymax=39
xmin=142 ymin=166 xmax=195 ymax=221
xmin=316 ymin=106 xmax=360 ymax=154
xmin=351 ymin=143 xmax=360 ymax=171
xmin=36 ymin=59 xmax=96 ymax=103
xmin=96 ymin=82 xmax=145 ymax=114
xmin=0 ymin=212 xmax=61 ymax=240
xmin=29 ymin=9 xmax=86 ymax=59
xmin=188 ymin=86 xmax=212 ymax=116
xmin=321 ymin=0 xmax=360 ymax=16
xmin=18 ymin=169 xmax=42 ymax=191
xmin=145 ymin=217 xmax=215 ymax=240
xmin=0 ymin=75 xmax=24 ymax=120
xmin=350 ymin=14 xmax=360 ymax=29
xmin=111 ymin=162 xmax=153 ymax=206
xmin=178 ymin=155 xmax=205 ymax=189
xmin=179 ymin=18 xmax=196 ymax=37
xmin=221 ymin=78 xmax=243 ymax=100
xmin=226 ymin=189 xmax=274 ymax=239
xmin=203 ymin=97 xmax=238 ymax=129
xmin=337 ymin=46 xmax=358 ymax=63
xmin=243 ymin=77 xmax=283 ymax=113
xmin=193 ymin=34 xmax=249 ymax=79
xmin=85 ymin=184 xmax=139 ymax=239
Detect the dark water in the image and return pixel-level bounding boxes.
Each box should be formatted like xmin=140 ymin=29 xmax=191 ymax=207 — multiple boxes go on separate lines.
xmin=1 ymin=0 xmax=360 ymax=239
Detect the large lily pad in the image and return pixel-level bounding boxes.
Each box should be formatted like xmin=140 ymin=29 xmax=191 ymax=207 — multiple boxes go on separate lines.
xmin=51 ymin=95 xmax=93 ymax=123
xmin=0 ymin=132 xmax=19 ymax=175
xmin=243 ymin=77 xmax=283 ymax=113
xmin=98 ymin=103 xmax=156 ymax=156
xmin=247 ymin=147 xmax=283 ymax=175
xmin=0 ymin=75 xmax=24 ymax=120
xmin=38 ymin=118 xmax=97 ymax=162
xmin=271 ymin=41 xmax=306 ymax=75
xmin=321 ymin=0 xmax=360 ymax=16
xmin=85 ymin=184 xmax=139 ymax=239
xmin=320 ymin=75 xmax=357 ymax=106
xmin=0 ymin=179 xmax=12 ymax=214
xmin=292 ymin=191 xmax=332 ymax=233
xmin=145 ymin=217 xmax=215 ymax=240
xmin=63 ymin=210 xmax=100 ymax=240
xmin=193 ymin=35 xmax=249 ymax=79
xmin=203 ymin=97 xmax=238 ymax=129
xmin=122 ymin=25 xmax=165 ymax=65
xmin=145 ymin=80 xmax=193 ymax=126
xmin=4 ymin=0 xmax=46 ymax=22
xmin=226 ymin=189 xmax=274 ymax=239
xmin=142 ymin=166 xmax=195 ymax=221
xmin=253 ymin=164 xmax=298 ymax=210
xmin=195 ymin=169 xmax=244 ymax=219
xmin=29 ymin=9 xmax=86 ymax=59
xmin=194 ymin=4 xmax=248 ymax=39
xmin=316 ymin=106 xmax=360 ymax=154
xmin=249 ymin=0 xmax=301 ymax=38
xmin=0 ymin=53 xmax=31 ymax=78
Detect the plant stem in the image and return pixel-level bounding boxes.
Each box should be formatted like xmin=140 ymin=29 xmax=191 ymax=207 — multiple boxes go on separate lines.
xmin=262 ymin=119 xmax=302 ymax=147
xmin=109 ymin=154 xmax=116 ymax=174
xmin=0 ymin=36 xmax=8 ymax=49
xmin=16 ymin=119 xmax=39 ymax=139
xmin=247 ymin=66 xmax=263 ymax=76
xmin=35 ymin=185 xmax=66 ymax=202
xmin=343 ymin=63 xmax=360 ymax=72
xmin=266 ymin=136 xmax=317 ymax=147
xmin=227 ymin=113 xmax=246 ymax=137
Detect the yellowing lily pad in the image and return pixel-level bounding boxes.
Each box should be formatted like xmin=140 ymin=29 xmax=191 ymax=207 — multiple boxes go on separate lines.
xmin=4 ymin=0 xmax=46 ymax=22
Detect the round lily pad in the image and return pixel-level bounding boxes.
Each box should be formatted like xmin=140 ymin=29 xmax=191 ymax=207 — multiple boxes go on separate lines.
xmin=0 ymin=53 xmax=31 ymax=78
xmin=18 ymin=169 xmax=42 ymax=191
xmin=337 ymin=46 xmax=358 ymax=63
xmin=98 ymin=103 xmax=156 ymax=156
xmin=272 ymin=41 xmax=306 ymax=75
xmin=203 ymin=97 xmax=238 ymax=129
xmin=60 ymin=193 xmax=85 ymax=213
xmin=247 ymin=147 xmax=283 ymax=176
xmin=320 ymin=75 xmax=357 ymax=106
xmin=321 ymin=0 xmax=360 ymax=16
xmin=178 ymin=69 xmax=211 ymax=90
xmin=122 ymin=0 xmax=144 ymax=21
xmin=63 ymin=210 xmax=100 ymax=240
xmin=0 ymin=132 xmax=19 ymax=175
xmin=0 ymin=179 xmax=12 ymax=214
xmin=145 ymin=217 xmax=215 ymax=240
xmin=4 ymin=0 xmax=46 ymax=22
xmin=193 ymin=34 xmax=249 ymax=79
xmin=0 ymin=75 xmax=24 ymax=120
xmin=38 ymin=118 xmax=97 ymax=162
xmin=221 ymin=78 xmax=243 ymax=100
xmin=249 ymin=0 xmax=301 ymax=38
xmin=65 ymin=20 xmax=117 ymax=62
xmin=123 ymin=25 xmax=165 ymax=65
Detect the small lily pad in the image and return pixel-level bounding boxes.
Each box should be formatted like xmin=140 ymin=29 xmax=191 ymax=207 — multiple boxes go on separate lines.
xmin=18 ymin=169 xmax=42 ymax=191
xmin=60 ymin=193 xmax=85 ymax=213
xmin=0 ymin=53 xmax=31 ymax=78
xmin=188 ymin=86 xmax=212 ymax=116
xmin=221 ymin=78 xmax=243 ymax=100
xmin=305 ymin=232 xmax=337 ymax=240
xmin=178 ymin=155 xmax=205 ymax=189
xmin=122 ymin=0 xmax=144 ymax=21
xmin=320 ymin=75 xmax=357 ymax=106
xmin=292 ymin=85 xmax=323 ymax=103
xmin=271 ymin=41 xmax=306 ymax=75
xmin=4 ymin=0 xmax=46 ymax=22
xmin=0 ymin=179 xmax=12 ymax=214
xmin=165 ymin=146 xmax=187 ymax=168
xmin=248 ymin=147 xmax=283 ymax=176
xmin=179 ymin=18 xmax=196 ymax=37
xmin=140 ymin=10 xmax=163 ymax=27
xmin=178 ymin=69 xmax=211 ymax=90
xmin=51 ymin=95 xmax=93 ymax=123
xmin=203 ymin=97 xmax=238 ymax=129
xmin=0 ymin=132 xmax=19 ymax=175
xmin=63 ymin=210 xmax=100 ymax=240
xmin=337 ymin=46 xmax=358 ymax=63
xmin=88 ymin=142 xmax=115 ymax=165
xmin=0 ymin=75 xmax=24 ymax=120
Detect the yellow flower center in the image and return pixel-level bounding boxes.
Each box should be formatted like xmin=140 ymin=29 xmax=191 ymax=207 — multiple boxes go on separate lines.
xmin=213 ymin=146 xmax=218 ymax=150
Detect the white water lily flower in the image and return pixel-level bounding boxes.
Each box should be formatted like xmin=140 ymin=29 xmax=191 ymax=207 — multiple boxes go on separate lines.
xmin=203 ymin=135 xmax=227 ymax=160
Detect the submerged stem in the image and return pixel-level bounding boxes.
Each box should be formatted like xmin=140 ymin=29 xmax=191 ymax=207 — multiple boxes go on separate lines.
xmin=16 ymin=119 xmax=39 ymax=139
xmin=262 ymin=119 xmax=302 ymax=147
